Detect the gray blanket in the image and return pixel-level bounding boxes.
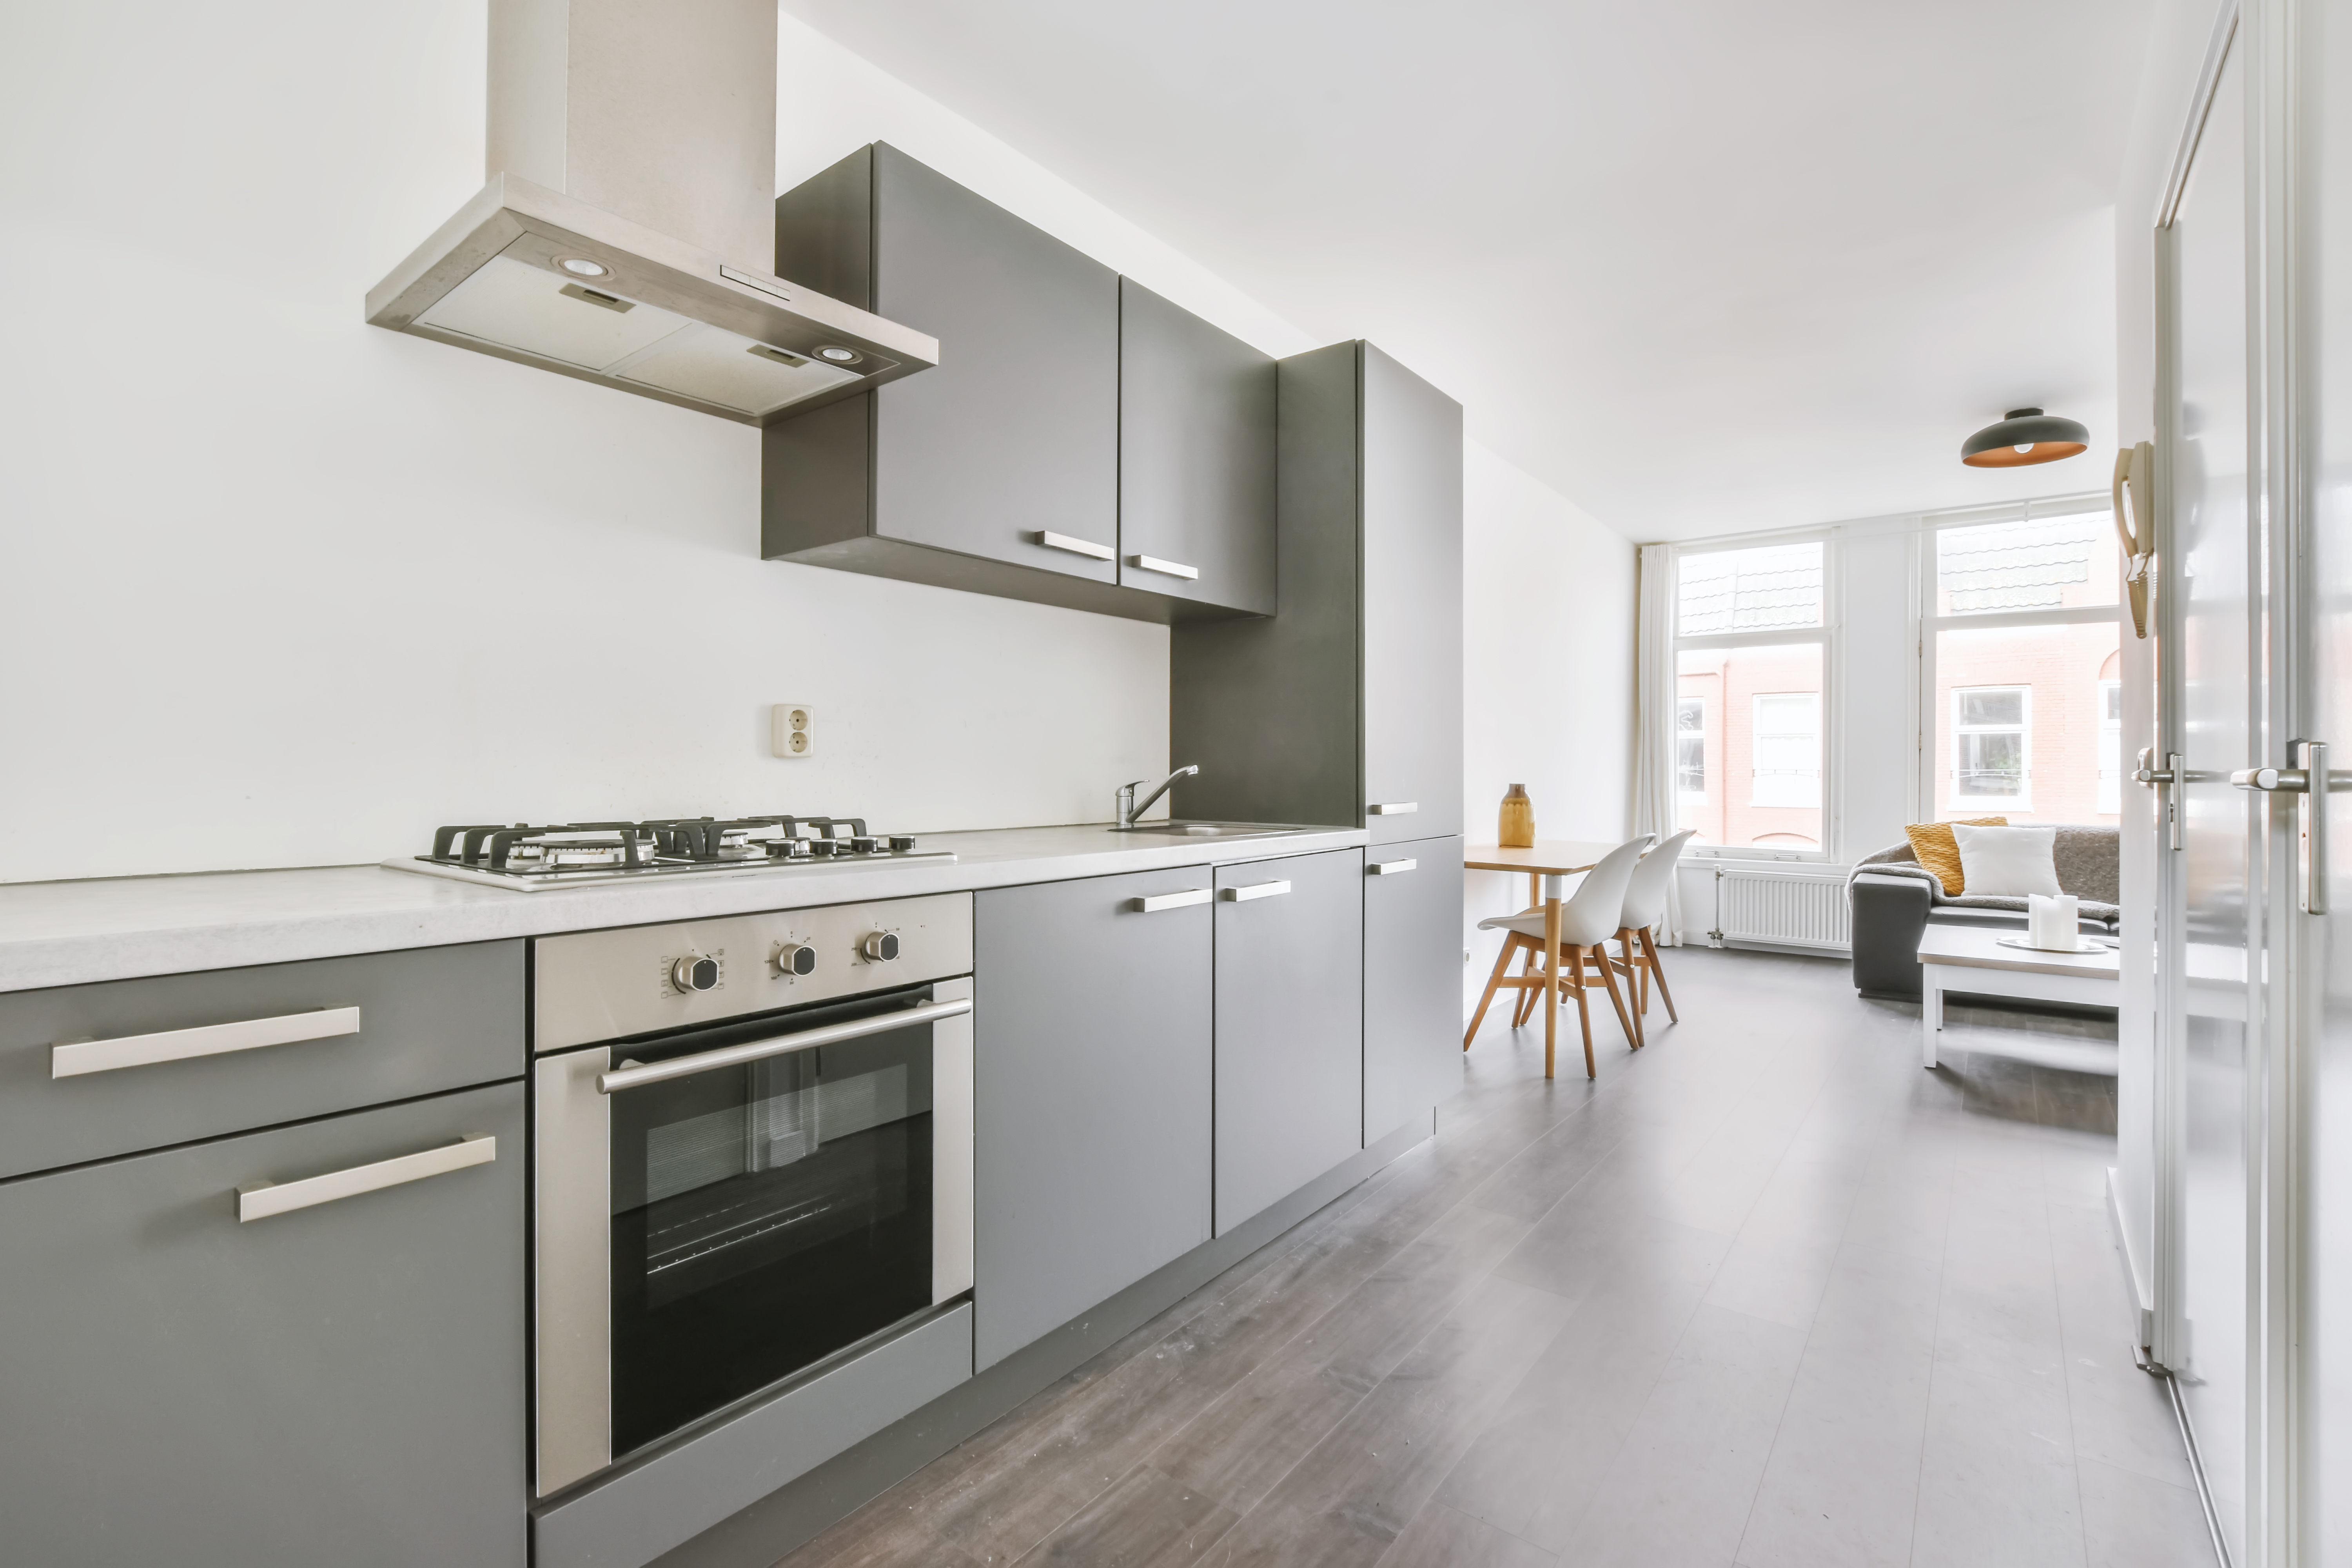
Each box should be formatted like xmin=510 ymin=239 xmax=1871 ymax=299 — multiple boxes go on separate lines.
xmin=1850 ymin=826 xmax=2119 ymax=922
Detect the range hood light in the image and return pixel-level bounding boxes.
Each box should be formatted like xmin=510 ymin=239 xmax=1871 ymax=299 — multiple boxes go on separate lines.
xmin=556 ymin=256 xmax=611 ymax=279
xmin=816 ymin=345 xmax=862 ymax=364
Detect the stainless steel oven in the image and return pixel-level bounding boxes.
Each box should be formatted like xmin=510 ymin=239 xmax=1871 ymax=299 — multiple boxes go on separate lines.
xmin=530 ymin=893 xmax=974 ymax=1498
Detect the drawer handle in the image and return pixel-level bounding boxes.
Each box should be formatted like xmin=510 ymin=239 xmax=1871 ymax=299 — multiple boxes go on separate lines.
xmin=1035 ymin=530 xmax=1114 ymax=562
xmin=1135 ymin=889 xmax=1212 ymax=913
xmin=1367 ymin=802 xmax=1418 ymax=816
xmin=1223 ymin=880 xmax=1292 ymax=902
xmin=1369 ymin=858 xmax=1418 ymax=875
xmin=52 ymin=1005 xmax=362 ymax=1080
xmin=1127 ymin=554 xmax=1199 ymax=581
xmin=237 ymin=1134 xmax=495 ymax=1223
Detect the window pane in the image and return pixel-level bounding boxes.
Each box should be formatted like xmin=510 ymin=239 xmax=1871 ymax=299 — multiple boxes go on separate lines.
xmin=1677 ymin=542 xmax=1823 ymax=636
xmin=1933 ymin=621 xmax=2122 ymax=822
xmin=1675 ymin=642 xmax=1822 ymax=849
xmin=1958 ymin=688 xmax=2024 ymax=727
xmin=1935 ymin=511 xmax=2117 ymax=616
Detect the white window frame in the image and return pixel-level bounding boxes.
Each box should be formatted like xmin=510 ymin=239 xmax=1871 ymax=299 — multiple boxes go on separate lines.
xmin=2097 ymin=678 xmax=2123 ymax=814
xmin=1669 ymin=532 xmax=1837 ymax=863
xmin=1950 ymin=684 xmax=2033 ymax=809
xmin=1915 ymin=498 xmax=2120 ymax=824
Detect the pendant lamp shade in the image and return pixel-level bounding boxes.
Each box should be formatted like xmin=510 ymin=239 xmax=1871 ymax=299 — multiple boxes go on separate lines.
xmin=1961 ymin=407 xmax=2089 ymax=467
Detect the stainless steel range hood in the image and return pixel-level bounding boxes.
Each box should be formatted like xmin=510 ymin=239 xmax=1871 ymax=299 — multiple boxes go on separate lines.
xmin=365 ymin=0 xmax=936 ymax=425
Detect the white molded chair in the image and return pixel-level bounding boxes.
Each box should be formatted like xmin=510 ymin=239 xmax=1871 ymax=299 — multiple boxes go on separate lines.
xmin=1464 ymin=835 xmax=1649 ymax=1079
xmin=1610 ymin=828 xmax=1695 ymax=1047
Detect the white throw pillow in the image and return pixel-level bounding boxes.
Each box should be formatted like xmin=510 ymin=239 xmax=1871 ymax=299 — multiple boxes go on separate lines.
xmin=1952 ymin=824 xmax=2062 ymax=898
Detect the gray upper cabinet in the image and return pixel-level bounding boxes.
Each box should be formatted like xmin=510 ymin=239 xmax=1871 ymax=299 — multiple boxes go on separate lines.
xmin=1360 ymin=345 xmax=1465 ymax=844
xmin=1212 ymin=848 xmax=1364 ymax=1235
xmin=1363 ymin=836 xmax=1465 ymax=1145
xmin=0 ymin=1080 xmax=526 ymax=1568
xmin=972 ymin=866 xmax=1214 ymax=1369
xmin=766 ymin=143 xmax=1125 ymax=612
xmin=0 ymin=941 xmax=524 ymax=1181
xmin=1169 ymin=341 xmax=1463 ymax=837
xmin=1118 ymin=278 xmax=1276 ymax=616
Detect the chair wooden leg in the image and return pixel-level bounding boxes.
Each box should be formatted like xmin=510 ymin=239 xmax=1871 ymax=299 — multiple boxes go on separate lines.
xmin=1510 ymin=944 xmax=1541 ymax=1028
xmin=1641 ymin=927 xmax=1679 ymax=1023
xmin=1592 ymin=940 xmax=1639 ymax=1048
xmin=1465 ymin=935 xmax=1518 ymax=1048
xmin=1567 ymin=946 xmax=1597 ymax=1079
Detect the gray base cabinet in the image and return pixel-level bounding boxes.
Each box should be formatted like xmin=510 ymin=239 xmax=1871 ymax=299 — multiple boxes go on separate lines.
xmin=1364 ymin=837 xmax=1465 ymax=1145
xmin=973 ymin=867 xmax=1214 ymax=1369
xmin=1213 ymin=849 xmax=1365 ymax=1235
xmin=0 ymin=1080 xmax=527 ymax=1568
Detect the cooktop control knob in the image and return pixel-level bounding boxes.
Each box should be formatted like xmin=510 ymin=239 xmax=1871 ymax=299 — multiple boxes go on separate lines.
xmin=850 ymin=835 xmax=877 ymax=854
xmin=671 ymin=953 xmax=720 ymax=993
xmin=860 ymin=931 xmax=900 ymax=962
xmin=889 ymin=835 xmax=916 ymax=852
xmin=775 ymin=942 xmax=817 ymax=977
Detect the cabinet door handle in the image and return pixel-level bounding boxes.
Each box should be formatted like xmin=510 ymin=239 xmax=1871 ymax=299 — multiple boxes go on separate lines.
xmin=237 ymin=1134 xmax=495 ymax=1223
xmin=1035 ymin=530 xmax=1114 ymax=562
xmin=52 ymin=1005 xmax=362 ymax=1080
xmin=1222 ymin=880 xmax=1292 ymax=902
xmin=1367 ymin=802 xmax=1418 ymax=816
xmin=1134 ymin=889 xmax=1212 ymax=913
xmin=1127 ymin=554 xmax=1199 ymax=581
xmin=1369 ymin=858 xmax=1418 ymax=875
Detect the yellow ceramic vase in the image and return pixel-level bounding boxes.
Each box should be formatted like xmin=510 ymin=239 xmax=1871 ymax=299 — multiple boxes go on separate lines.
xmin=1498 ymin=784 xmax=1535 ymax=848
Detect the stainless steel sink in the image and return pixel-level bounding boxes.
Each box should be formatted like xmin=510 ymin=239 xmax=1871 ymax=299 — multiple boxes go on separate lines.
xmin=1105 ymin=821 xmax=1302 ymax=838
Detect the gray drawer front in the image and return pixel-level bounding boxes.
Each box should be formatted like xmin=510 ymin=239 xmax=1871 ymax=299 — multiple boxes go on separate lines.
xmin=0 ymin=941 xmax=524 ymax=1179
xmin=533 ymin=1303 xmax=973 ymax=1568
xmin=0 ymin=1080 xmax=526 ymax=1568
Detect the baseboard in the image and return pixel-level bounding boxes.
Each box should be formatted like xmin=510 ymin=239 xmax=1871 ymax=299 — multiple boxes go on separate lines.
xmin=649 ymin=1113 xmax=1435 ymax=1568
xmin=2104 ymin=1166 xmax=2155 ymax=1348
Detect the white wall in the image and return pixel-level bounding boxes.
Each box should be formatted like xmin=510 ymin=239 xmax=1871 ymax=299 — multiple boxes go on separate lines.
xmin=1459 ymin=443 xmax=1637 ymax=1010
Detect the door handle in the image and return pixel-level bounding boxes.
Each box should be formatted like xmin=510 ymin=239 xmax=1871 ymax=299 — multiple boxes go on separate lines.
xmin=2134 ymin=748 xmax=2176 ymax=785
xmin=1134 ymin=889 xmax=1212 ymax=913
xmin=2232 ymin=740 xmax=2331 ymax=914
xmin=1368 ymin=858 xmax=1418 ymax=875
xmin=1127 ymin=554 xmax=1199 ymax=581
xmin=1035 ymin=530 xmax=1114 ymax=562
xmin=2140 ymin=750 xmax=2184 ymax=851
xmin=1366 ymin=802 xmax=1418 ymax=816
xmin=596 ymin=997 xmax=973 ymax=1094
xmin=1222 ymin=880 xmax=1292 ymax=902
xmin=52 ymin=1005 xmax=362 ymax=1080
xmin=238 ymin=1134 xmax=495 ymax=1223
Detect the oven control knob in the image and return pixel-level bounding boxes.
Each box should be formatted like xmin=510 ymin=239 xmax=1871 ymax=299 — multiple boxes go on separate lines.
xmin=776 ymin=943 xmax=817 ymax=977
xmin=670 ymin=954 xmax=720 ymax=993
xmin=860 ymin=931 xmax=900 ymax=962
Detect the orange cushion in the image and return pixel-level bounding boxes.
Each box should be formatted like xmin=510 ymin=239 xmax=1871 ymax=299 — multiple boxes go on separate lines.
xmin=1903 ymin=817 xmax=2007 ymax=895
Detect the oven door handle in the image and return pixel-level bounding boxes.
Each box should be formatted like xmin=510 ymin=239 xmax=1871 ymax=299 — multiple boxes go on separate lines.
xmin=595 ymin=996 xmax=973 ymax=1094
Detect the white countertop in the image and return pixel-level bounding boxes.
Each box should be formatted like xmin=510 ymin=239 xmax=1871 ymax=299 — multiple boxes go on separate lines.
xmin=0 ymin=824 xmax=1369 ymax=993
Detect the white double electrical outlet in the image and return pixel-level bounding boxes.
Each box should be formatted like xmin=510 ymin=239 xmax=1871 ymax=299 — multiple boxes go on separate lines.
xmin=771 ymin=702 xmax=816 ymax=758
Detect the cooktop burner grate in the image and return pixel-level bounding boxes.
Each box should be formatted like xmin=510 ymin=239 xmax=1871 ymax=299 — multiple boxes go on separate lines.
xmin=388 ymin=815 xmax=952 ymax=890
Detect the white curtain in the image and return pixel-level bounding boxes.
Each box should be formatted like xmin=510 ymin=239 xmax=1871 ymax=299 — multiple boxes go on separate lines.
xmin=1632 ymin=542 xmax=1684 ymax=944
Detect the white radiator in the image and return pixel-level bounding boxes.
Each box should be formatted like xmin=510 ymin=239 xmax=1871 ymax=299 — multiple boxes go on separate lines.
xmin=1711 ymin=868 xmax=1851 ymax=951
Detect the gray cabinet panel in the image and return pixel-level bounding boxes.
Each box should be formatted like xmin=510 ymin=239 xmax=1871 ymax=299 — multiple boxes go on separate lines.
xmin=0 ymin=1081 xmax=526 ymax=1568
xmin=1361 ymin=344 xmax=1464 ymax=844
xmin=1364 ymin=835 xmax=1465 ymax=1145
xmin=1213 ymin=848 xmax=1364 ymax=1234
xmin=973 ymin=867 xmax=1213 ymax=1369
xmin=0 ymin=940 xmax=524 ymax=1180
xmin=1118 ymin=278 xmax=1276 ymax=615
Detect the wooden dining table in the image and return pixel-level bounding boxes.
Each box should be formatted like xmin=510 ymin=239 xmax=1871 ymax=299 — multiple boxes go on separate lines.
xmin=1463 ymin=839 xmax=1620 ymax=1078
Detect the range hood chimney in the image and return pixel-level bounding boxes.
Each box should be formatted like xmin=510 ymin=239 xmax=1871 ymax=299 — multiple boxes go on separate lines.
xmin=365 ymin=0 xmax=936 ymax=425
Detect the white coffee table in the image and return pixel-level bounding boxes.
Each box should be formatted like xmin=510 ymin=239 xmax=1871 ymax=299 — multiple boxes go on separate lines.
xmin=1917 ymin=925 xmax=2120 ymax=1068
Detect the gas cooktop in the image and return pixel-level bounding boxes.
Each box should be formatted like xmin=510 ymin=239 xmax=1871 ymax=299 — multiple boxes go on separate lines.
xmin=386 ymin=815 xmax=952 ymax=891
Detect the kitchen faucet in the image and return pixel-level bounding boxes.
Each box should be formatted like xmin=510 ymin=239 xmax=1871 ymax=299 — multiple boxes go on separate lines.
xmin=1116 ymin=765 xmax=1200 ymax=828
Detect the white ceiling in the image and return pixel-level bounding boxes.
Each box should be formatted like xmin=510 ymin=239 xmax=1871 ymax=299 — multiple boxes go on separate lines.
xmin=778 ymin=0 xmax=2143 ymax=541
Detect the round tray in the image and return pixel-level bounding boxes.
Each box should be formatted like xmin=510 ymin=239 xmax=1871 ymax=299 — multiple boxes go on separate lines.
xmin=1994 ymin=935 xmax=2116 ymax=955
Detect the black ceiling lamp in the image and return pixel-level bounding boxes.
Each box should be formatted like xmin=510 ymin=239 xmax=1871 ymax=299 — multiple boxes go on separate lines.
xmin=1960 ymin=407 xmax=2089 ymax=468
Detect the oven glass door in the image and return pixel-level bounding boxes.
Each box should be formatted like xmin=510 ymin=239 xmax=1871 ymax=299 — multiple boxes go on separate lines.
xmin=606 ymin=986 xmax=937 ymax=1458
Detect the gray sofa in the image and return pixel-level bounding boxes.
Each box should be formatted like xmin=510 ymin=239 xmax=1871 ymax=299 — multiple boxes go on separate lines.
xmin=1847 ymin=826 xmax=2119 ymax=1000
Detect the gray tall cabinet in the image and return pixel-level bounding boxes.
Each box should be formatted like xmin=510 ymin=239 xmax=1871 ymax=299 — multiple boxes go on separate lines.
xmin=1172 ymin=341 xmax=1465 ymax=1144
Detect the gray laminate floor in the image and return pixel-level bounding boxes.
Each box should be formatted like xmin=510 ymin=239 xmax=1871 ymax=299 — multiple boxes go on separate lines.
xmin=773 ymin=946 xmax=2210 ymax=1568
